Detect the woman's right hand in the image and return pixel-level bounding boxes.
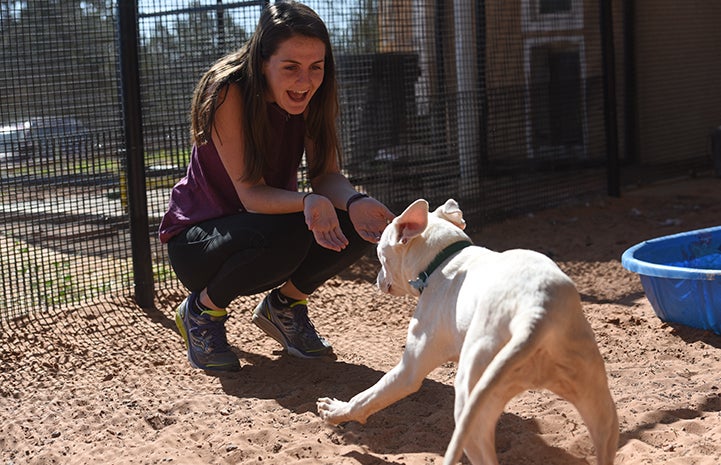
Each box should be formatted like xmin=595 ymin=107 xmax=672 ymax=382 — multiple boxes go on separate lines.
xmin=303 ymin=194 xmax=349 ymax=252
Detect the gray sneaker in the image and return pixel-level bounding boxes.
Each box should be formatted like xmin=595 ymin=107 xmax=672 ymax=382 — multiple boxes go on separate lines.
xmin=252 ymin=290 xmax=335 ymax=359
xmin=175 ymin=293 xmax=241 ymax=371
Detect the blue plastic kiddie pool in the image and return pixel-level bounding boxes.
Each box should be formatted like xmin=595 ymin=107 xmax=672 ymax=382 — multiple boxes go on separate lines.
xmin=622 ymin=225 xmax=721 ymax=335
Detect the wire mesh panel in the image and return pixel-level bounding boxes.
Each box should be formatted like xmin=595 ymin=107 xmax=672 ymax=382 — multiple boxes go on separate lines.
xmin=476 ymin=0 xmax=609 ymax=221
xmin=136 ymin=0 xmax=269 ymax=295
xmin=623 ymin=0 xmax=721 ymax=184
xmin=1 ymin=0 xmax=719 ymax=319
xmin=327 ymin=0 xmax=609 ymax=220
xmin=1 ymin=0 xmax=130 ymax=321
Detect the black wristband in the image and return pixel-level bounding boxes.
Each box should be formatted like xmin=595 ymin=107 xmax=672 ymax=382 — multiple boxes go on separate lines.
xmin=346 ymin=193 xmax=369 ymax=211
xmin=302 ymin=192 xmax=314 ymax=207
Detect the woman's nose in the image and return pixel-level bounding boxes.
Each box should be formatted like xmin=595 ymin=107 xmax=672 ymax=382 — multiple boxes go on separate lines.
xmin=296 ymin=70 xmax=309 ymax=84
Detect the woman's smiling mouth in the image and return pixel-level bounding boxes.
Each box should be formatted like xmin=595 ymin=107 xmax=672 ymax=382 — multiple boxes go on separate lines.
xmin=288 ymin=89 xmax=309 ymax=102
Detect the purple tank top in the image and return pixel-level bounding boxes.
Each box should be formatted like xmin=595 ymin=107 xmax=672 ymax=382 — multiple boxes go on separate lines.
xmin=158 ymin=103 xmax=306 ymax=243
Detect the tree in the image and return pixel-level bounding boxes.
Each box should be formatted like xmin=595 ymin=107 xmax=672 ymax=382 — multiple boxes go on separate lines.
xmin=0 ymin=0 xmax=120 ymax=130
xmin=140 ymin=1 xmax=250 ymax=146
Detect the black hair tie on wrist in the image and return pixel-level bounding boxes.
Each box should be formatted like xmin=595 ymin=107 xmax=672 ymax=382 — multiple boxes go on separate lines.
xmin=302 ymin=192 xmax=314 ymax=207
xmin=346 ymin=193 xmax=369 ymax=211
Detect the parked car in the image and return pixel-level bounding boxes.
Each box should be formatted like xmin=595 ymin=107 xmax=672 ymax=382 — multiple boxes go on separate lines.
xmin=0 ymin=122 xmax=28 ymax=161
xmin=0 ymin=116 xmax=90 ymax=162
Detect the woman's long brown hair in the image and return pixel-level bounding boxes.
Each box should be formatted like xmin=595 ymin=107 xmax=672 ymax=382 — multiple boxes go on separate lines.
xmin=189 ymin=1 xmax=341 ymax=183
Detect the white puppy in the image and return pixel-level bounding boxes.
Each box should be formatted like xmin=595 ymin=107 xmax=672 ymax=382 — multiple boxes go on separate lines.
xmin=317 ymin=199 xmax=618 ymax=465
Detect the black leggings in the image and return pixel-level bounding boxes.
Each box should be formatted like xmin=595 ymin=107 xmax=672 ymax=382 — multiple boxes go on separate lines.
xmin=167 ymin=209 xmax=372 ymax=308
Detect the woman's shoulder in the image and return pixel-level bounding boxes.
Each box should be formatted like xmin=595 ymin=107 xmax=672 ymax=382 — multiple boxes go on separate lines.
xmin=217 ymin=81 xmax=244 ymax=108
xmin=212 ymin=82 xmax=248 ymax=130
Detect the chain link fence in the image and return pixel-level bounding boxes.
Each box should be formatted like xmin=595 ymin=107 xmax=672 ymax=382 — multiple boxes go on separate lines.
xmin=1 ymin=0 xmax=719 ymax=322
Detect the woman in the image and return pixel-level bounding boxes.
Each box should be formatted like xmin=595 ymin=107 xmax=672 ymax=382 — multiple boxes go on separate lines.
xmin=159 ymin=1 xmax=395 ymax=371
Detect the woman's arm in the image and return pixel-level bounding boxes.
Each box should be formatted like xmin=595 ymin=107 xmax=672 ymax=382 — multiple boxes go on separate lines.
xmin=307 ymin=139 xmax=395 ymax=243
xmin=304 ymin=134 xmax=369 ymax=208
xmin=310 ymin=171 xmax=359 ymax=210
xmin=211 ymin=84 xmax=348 ymax=251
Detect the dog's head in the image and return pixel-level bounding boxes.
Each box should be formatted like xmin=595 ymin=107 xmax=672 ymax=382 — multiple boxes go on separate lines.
xmin=377 ymin=199 xmax=468 ymax=297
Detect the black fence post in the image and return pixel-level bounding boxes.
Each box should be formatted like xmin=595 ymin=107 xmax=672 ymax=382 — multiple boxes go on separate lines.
xmin=118 ymin=0 xmax=155 ymax=308
xmin=623 ymin=0 xmax=638 ymax=166
xmin=600 ymin=0 xmax=621 ymax=197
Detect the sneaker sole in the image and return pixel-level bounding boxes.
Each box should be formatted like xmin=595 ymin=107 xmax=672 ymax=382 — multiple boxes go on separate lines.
xmin=252 ymin=305 xmax=335 ymax=360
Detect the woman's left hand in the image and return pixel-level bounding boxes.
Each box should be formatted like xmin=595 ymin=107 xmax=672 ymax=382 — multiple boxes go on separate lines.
xmin=348 ymin=197 xmax=396 ymax=244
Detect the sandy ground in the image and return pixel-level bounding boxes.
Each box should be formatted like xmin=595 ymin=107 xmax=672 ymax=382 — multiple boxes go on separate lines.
xmin=2 ymin=176 xmax=721 ymax=465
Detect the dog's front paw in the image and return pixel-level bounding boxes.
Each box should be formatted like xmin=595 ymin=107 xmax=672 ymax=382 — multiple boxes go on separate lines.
xmin=317 ymin=397 xmax=354 ymax=425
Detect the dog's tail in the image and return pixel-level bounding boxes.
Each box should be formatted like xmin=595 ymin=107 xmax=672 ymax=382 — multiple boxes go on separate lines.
xmin=442 ymin=320 xmax=547 ymax=465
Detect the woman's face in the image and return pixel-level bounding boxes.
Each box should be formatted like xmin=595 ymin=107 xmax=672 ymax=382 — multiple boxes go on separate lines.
xmin=263 ymin=35 xmax=326 ymax=115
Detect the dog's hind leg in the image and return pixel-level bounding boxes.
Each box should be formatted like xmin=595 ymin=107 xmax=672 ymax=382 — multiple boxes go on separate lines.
xmin=451 ymin=389 xmax=511 ymax=465
xmin=542 ymin=289 xmax=619 ymax=465
xmin=450 ymin=336 xmax=526 ymax=465
xmin=549 ymin=351 xmax=619 ymax=465
xmin=444 ymin=325 xmax=542 ymax=465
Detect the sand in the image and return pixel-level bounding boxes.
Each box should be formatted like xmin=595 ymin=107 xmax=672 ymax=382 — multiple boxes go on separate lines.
xmin=2 ymin=176 xmax=721 ymax=465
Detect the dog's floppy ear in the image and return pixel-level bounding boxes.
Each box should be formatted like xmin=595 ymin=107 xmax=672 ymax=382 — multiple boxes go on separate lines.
xmin=433 ymin=198 xmax=466 ymax=230
xmin=395 ymin=199 xmax=429 ymax=244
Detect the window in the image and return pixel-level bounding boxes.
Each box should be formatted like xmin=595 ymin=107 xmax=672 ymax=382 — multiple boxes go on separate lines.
xmin=540 ymin=0 xmax=572 ymax=15
xmin=524 ymin=39 xmax=587 ymax=159
xmin=522 ymin=0 xmax=583 ymax=31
